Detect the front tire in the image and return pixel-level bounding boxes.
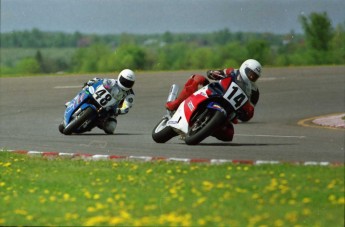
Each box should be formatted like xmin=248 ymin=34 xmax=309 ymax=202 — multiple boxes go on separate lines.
xmin=152 ymin=117 xmax=177 ymax=143
xmin=185 ymin=110 xmax=226 ymax=145
xmin=63 ymin=107 xmax=95 ymax=135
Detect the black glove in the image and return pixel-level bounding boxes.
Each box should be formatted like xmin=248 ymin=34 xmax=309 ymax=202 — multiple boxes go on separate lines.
xmin=206 ymin=70 xmax=225 ymax=80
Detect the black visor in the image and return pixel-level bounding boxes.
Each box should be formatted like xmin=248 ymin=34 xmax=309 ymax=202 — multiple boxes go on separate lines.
xmin=245 ymin=67 xmax=259 ymax=82
xmin=119 ymin=76 xmax=134 ymax=89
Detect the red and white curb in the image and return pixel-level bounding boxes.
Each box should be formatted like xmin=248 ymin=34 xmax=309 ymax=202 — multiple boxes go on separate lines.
xmin=2 ymin=150 xmax=343 ymax=166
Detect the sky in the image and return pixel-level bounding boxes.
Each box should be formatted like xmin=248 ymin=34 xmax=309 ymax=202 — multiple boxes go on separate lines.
xmin=1 ymin=0 xmax=345 ymax=35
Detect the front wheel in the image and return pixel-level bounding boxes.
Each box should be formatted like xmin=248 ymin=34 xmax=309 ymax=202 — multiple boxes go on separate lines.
xmin=152 ymin=117 xmax=177 ymax=143
xmin=63 ymin=107 xmax=95 ymax=135
xmin=185 ymin=110 xmax=226 ymax=145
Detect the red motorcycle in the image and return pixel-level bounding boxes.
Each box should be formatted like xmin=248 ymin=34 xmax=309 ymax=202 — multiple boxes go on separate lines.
xmin=152 ymin=76 xmax=251 ymax=145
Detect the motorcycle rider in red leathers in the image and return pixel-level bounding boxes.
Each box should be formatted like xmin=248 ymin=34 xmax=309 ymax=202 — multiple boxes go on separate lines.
xmin=165 ymin=59 xmax=262 ymax=142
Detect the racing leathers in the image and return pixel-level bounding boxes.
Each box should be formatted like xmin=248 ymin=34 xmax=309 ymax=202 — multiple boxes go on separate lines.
xmin=165 ymin=68 xmax=259 ymax=141
xmin=83 ymin=77 xmax=135 ymax=134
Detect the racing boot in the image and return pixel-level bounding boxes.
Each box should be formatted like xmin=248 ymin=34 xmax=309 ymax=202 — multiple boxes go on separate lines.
xmin=212 ymin=123 xmax=234 ymax=142
xmin=166 ymin=75 xmax=208 ymax=111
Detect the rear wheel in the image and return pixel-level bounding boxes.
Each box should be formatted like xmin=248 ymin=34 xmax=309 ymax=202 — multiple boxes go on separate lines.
xmin=152 ymin=117 xmax=177 ymax=143
xmin=185 ymin=109 xmax=226 ymax=145
xmin=63 ymin=107 xmax=95 ymax=135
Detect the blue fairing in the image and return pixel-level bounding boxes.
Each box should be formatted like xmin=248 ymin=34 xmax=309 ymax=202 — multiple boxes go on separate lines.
xmin=207 ymin=102 xmax=226 ymax=115
xmin=63 ymin=81 xmax=103 ymax=125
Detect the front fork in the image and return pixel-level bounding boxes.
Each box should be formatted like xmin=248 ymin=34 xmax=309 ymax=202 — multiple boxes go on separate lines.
xmin=166 ymin=84 xmax=180 ymax=116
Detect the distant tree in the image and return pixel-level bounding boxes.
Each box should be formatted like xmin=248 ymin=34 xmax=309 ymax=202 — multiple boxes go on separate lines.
xmin=330 ymin=23 xmax=345 ymax=64
xmin=187 ymin=47 xmax=218 ymax=69
xmin=16 ymin=58 xmax=40 ymax=74
xmin=108 ymin=45 xmax=146 ymax=70
xmin=71 ymin=44 xmax=111 ymax=72
xmin=246 ymin=40 xmax=270 ymax=64
xmin=299 ymin=12 xmax=333 ymax=52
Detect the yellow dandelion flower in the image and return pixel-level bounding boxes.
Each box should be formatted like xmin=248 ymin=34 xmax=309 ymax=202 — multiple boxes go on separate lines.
xmin=252 ymin=193 xmax=260 ymax=199
xmin=14 ymin=209 xmax=28 ymax=215
xmin=39 ymin=196 xmax=46 ymax=204
xmin=0 ymin=182 xmax=5 ymax=187
xmin=120 ymin=210 xmax=131 ymax=219
xmin=93 ymin=194 xmax=100 ymax=200
xmin=194 ymin=197 xmax=207 ymax=207
xmin=328 ymin=194 xmax=336 ymax=202
xmin=274 ymin=219 xmax=284 ymax=226
xmin=202 ymin=181 xmax=214 ymax=191
xmin=95 ymin=202 xmax=105 ymax=210
xmin=302 ymin=197 xmax=311 ymax=204
xmin=63 ymin=193 xmax=70 ymax=201
xmin=327 ymin=180 xmax=336 ymax=189
xmin=26 ymin=215 xmax=33 ymax=221
xmin=49 ymin=196 xmax=56 ymax=202
xmin=84 ymin=190 xmax=92 ymax=199
xmin=106 ymin=197 xmax=114 ymax=203
xmin=285 ymin=211 xmax=297 ymax=223
xmin=0 ymin=218 xmax=5 ymax=225
xmin=198 ymin=218 xmax=206 ymax=225
xmin=144 ymin=204 xmax=158 ymax=211
xmin=288 ymin=199 xmax=296 ymax=205
xmin=87 ymin=206 xmax=96 ymax=212
xmin=337 ymin=197 xmax=345 ymax=204
xmin=3 ymin=162 xmax=11 ymax=167
xmin=302 ymin=208 xmax=311 ymax=216
xmin=28 ymin=188 xmax=36 ymax=193
xmin=146 ymin=169 xmax=153 ymax=174
xmin=84 ymin=215 xmax=109 ymax=226
xmin=248 ymin=214 xmax=263 ymax=226
xmin=109 ymin=217 xmax=123 ymax=225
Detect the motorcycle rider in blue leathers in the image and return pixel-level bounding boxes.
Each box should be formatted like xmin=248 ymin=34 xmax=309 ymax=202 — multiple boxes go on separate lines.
xmin=66 ymin=69 xmax=135 ymax=134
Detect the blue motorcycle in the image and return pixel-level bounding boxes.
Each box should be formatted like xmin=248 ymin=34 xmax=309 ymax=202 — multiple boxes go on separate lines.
xmin=59 ymin=80 xmax=118 ymax=135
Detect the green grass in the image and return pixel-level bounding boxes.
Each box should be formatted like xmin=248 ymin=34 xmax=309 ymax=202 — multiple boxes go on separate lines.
xmin=0 ymin=48 xmax=75 ymax=66
xmin=0 ymin=151 xmax=344 ymax=226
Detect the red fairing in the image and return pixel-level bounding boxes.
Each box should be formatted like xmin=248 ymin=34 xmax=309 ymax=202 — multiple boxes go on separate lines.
xmin=219 ymin=76 xmax=232 ymax=90
xmin=183 ymin=92 xmax=208 ymax=122
xmin=225 ymin=68 xmax=234 ymax=75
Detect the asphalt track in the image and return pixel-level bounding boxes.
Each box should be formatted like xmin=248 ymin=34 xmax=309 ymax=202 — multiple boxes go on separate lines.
xmin=0 ymin=66 xmax=344 ymax=162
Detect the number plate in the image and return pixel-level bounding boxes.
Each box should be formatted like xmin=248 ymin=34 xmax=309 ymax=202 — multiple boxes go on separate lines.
xmin=92 ymin=86 xmax=116 ymax=107
xmin=223 ymin=82 xmax=248 ymax=110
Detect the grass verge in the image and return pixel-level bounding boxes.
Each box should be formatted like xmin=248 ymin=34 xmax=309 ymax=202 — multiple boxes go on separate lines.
xmin=0 ymin=151 xmax=344 ymax=226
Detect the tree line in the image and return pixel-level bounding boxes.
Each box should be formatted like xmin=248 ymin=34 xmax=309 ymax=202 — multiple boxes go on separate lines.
xmin=1 ymin=12 xmax=344 ymax=75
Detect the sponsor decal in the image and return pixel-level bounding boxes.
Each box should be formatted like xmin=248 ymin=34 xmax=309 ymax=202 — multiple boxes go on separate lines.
xmin=187 ymin=101 xmax=195 ymax=111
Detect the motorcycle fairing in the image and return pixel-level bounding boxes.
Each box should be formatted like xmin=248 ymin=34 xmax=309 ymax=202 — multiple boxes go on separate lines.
xmin=167 ymin=85 xmax=225 ymax=134
xmin=63 ymin=81 xmax=103 ymax=125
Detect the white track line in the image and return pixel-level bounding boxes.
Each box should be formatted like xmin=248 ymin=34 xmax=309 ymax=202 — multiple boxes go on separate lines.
xmin=54 ymin=85 xmax=81 ymax=89
xmin=236 ymin=134 xmax=305 ymax=139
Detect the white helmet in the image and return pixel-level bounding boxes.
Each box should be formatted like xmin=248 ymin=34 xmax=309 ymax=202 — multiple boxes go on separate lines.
xmin=239 ymin=59 xmax=262 ymax=84
xmin=117 ymin=69 xmax=135 ymax=91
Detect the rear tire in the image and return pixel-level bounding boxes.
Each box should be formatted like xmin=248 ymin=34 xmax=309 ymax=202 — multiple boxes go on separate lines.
xmin=63 ymin=107 xmax=95 ymax=135
xmin=152 ymin=117 xmax=177 ymax=143
xmin=185 ymin=110 xmax=226 ymax=145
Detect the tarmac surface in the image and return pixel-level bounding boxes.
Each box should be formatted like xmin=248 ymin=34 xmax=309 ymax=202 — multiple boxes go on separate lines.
xmin=0 ymin=66 xmax=344 ymax=162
